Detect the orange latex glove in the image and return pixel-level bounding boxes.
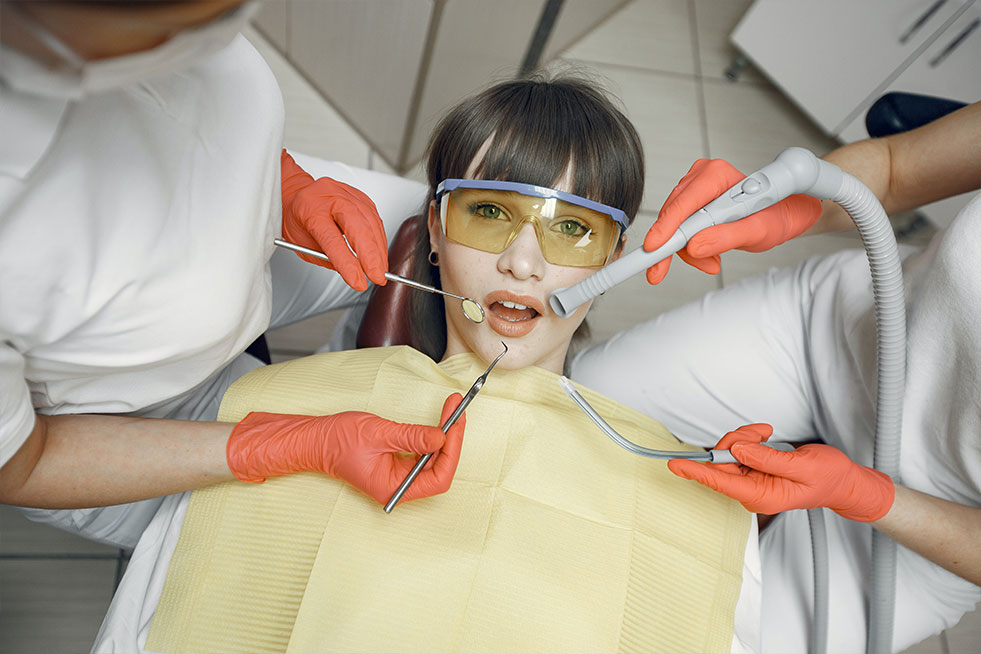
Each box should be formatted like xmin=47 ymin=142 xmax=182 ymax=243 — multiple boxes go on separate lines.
xmin=281 ymin=150 xmax=389 ymax=291
xmin=667 ymin=423 xmax=894 ymax=522
xmin=644 ymin=158 xmax=822 ymax=284
xmin=226 ymin=393 xmax=465 ymax=505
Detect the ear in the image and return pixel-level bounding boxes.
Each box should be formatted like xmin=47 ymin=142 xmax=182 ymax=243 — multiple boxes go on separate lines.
xmin=427 ymin=200 xmax=441 ymax=255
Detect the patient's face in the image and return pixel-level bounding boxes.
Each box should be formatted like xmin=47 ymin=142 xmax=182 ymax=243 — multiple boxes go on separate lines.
xmin=429 ymin=170 xmax=600 ymax=374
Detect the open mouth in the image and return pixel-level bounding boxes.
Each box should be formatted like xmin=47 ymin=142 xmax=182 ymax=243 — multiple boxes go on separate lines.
xmin=490 ymin=300 xmax=540 ymax=322
xmin=484 ymin=292 xmax=544 ymax=337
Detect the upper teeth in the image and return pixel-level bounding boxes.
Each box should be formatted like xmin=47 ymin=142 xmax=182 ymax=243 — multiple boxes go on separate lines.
xmin=500 ymin=300 xmax=529 ymax=310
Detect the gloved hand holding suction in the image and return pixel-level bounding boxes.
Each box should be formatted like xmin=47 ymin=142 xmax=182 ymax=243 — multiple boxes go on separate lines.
xmin=281 ymin=150 xmax=389 ymax=291
xmin=644 ymin=158 xmax=821 ymax=285
xmin=667 ymin=423 xmax=895 ymax=522
xmin=226 ymin=393 xmax=466 ymax=505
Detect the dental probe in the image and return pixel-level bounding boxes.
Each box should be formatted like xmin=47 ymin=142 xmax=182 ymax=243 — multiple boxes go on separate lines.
xmin=549 ymin=147 xmax=845 ymax=318
xmin=557 ymin=376 xmax=794 ymax=463
xmin=274 ymin=238 xmax=486 ymax=323
xmin=384 ymin=342 xmax=509 ymax=513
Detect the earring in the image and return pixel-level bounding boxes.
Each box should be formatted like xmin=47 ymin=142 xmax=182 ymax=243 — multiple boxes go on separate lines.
xmin=428 ymin=251 xmax=439 ymax=266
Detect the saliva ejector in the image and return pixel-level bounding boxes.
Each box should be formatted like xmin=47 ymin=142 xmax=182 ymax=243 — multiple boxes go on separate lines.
xmin=551 ymin=147 xmax=907 ymax=654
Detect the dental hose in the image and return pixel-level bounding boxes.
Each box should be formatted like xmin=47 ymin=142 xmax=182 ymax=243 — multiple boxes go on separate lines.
xmin=829 ymin=173 xmax=907 ymax=654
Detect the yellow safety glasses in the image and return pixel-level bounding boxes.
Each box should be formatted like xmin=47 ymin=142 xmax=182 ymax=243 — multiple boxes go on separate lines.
xmin=436 ymin=179 xmax=628 ymax=268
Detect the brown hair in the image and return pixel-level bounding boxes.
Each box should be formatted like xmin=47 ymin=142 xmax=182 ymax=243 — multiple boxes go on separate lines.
xmin=408 ymin=72 xmax=645 ymax=367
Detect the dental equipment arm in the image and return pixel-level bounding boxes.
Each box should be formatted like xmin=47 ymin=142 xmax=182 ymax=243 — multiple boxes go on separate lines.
xmin=549 ymin=147 xmax=841 ymax=318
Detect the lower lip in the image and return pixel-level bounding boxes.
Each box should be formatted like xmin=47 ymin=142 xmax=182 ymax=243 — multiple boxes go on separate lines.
xmin=486 ymin=306 xmax=540 ymax=338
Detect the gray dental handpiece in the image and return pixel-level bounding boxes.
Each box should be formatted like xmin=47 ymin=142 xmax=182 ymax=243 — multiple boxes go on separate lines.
xmin=548 ymin=147 xmax=844 ymax=318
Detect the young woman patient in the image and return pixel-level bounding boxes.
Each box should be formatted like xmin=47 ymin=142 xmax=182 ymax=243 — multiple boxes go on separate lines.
xmin=94 ymin=75 xmax=761 ymax=653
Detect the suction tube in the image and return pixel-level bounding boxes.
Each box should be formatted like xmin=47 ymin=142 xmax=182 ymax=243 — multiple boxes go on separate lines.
xmin=549 ymin=147 xmax=844 ymax=318
xmin=831 ymin=173 xmax=907 ymax=654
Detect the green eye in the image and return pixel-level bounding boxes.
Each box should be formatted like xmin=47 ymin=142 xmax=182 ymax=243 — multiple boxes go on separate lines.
xmin=554 ymin=219 xmax=589 ymax=238
xmin=473 ymin=203 xmax=505 ymax=220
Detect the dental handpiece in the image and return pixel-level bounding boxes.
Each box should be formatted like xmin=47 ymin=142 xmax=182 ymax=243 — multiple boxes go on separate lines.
xmin=274 ymin=239 xmax=486 ymax=323
xmin=558 ymin=376 xmax=794 ymax=463
xmin=548 ymin=147 xmax=845 ymax=318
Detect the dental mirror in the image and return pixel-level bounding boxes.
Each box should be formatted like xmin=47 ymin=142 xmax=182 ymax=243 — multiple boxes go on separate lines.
xmin=274 ymin=238 xmax=486 ymax=323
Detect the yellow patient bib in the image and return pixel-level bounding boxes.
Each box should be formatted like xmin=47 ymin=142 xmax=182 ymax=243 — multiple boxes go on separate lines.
xmin=147 ymin=346 xmax=749 ymax=653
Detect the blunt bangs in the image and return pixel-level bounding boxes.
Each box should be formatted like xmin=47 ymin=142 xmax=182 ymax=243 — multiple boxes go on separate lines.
xmin=426 ymin=74 xmax=644 ymax=226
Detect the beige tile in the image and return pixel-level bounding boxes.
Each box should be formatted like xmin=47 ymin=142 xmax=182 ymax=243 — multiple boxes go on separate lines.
xmin=559 ymin=62 xmax=704 ymax=214
xmin=542 ymin=0 xmax=628 ymax=63
xmin=264 ymin=310 xmax=345 ymax=355
xmin=720 ymin=232 xmax=863 ymax=288
xmin=251 ymin=0 xmax=287 ymax=53
xmin=0 ymin=505 xmax=117 ymax=556
xmin=692 ymin=0 xmax=768 ymax=83
xmin=0 ymin=559 xmax=116 ymax=654
xmin=287 ymin=0 xmax=431 ymax=167
xmin=561 ymin=0 xmax=696 ymax=76
xmin=900 ymin=632 xmax=945 ymax=653
xmin=702 ymin=78 xmax=838 ymax=172
xmin=242 ymin=25 xmax=372 ymax=169
xmin=943 ymin=606 xmax=981 ymax=652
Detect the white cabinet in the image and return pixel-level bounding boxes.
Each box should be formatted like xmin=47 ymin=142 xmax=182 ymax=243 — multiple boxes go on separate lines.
xmin=731 ymin=0 xmax=980 ymax=228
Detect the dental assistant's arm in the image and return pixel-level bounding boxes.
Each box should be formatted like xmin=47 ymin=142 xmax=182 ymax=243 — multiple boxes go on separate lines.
xmin=874 ymin=485 xmax=981 ymax=586
xmin=644 ymin=101 xmax=981 ymax=283
xmin=668 ymin=425 xmax=981 ymax=585
xmin=0 ymin=397 xmax=465 ymax=509
xmin=810 ymin=100 xmax=981 ymax=234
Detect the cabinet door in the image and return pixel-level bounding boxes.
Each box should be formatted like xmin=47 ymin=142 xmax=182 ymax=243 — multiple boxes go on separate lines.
xmin=839 ymin=0 xmax=980 ymax=142
xmin=731 ymin=0 xmax=972 ymax=136
xmin=837 ymin=2 xmax=979 ymax=229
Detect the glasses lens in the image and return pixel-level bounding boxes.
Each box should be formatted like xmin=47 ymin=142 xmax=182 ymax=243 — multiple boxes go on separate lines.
xmin=443 ymin=188 xmax=620 ymax=267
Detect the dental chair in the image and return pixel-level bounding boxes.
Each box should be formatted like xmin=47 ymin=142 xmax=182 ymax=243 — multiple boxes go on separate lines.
xmin=355 ymin=215 xmax=428 ymax=350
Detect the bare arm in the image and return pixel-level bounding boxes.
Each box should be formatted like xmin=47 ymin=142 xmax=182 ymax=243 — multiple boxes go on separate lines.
xmin=808 ymin=100 xmax=981 ymax=234
xmin=0 ymin=413 xmax=235 ymax=509
xmin=874 ymin=484 xmax=981 ymax=585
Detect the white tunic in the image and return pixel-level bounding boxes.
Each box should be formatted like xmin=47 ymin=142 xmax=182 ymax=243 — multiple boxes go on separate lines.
xmin=1 ymin=34 xmax=430 ymax=548
xmin=0 ymin=35 xmax=282 ymax=464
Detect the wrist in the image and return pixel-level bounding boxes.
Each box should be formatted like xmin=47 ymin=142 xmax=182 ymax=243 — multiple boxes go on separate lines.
xmin=832 ymin=466 xmax=895 ymax=522
xmin=227 ymin=412 xmax=323 ymax=483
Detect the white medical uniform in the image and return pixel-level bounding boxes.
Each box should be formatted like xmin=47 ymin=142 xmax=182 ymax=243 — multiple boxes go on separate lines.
xmin=572 ymin=192 xmax=981 ymax=651
xmin=0 ymin=35 xmax=427 ymax=549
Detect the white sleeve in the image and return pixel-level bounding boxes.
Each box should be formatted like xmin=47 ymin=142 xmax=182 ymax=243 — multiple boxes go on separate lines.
xmin=268 ymin=152 xmax=429 ymax=330
xmin=0 ymin=338 xmax=36 ymax=468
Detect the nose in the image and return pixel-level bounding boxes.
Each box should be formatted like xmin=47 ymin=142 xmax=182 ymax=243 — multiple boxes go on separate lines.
xmin=497 ymin=222 xmax=545 ymax=281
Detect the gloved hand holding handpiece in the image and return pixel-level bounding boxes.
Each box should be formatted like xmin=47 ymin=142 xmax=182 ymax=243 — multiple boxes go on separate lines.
xmin=668 ymin=423 xmax=895 ymax=522
xmin=644 ymin=158 xmax=822 ymax=285
xmin=226 ymin=393 xmax=466 ymax=505
xmin=281 ymin=150 xmax=389 ymax=291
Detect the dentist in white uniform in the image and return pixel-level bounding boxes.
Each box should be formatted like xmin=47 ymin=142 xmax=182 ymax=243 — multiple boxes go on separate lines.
xmin=0 ymin=0 xmax=464 ymax=551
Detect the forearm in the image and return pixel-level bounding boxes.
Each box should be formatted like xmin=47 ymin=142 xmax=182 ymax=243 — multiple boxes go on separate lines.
xmin=807 ymin=100 xmax=981 ymax=235
xmin=0 ymin=413 xmax=235 ymax=509
xmin=873 ymin=484 xmax=981 ymax=585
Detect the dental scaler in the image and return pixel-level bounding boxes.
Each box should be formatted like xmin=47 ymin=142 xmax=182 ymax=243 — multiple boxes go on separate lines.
xmin=549 ymin=147 xmax=844 ymax=318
